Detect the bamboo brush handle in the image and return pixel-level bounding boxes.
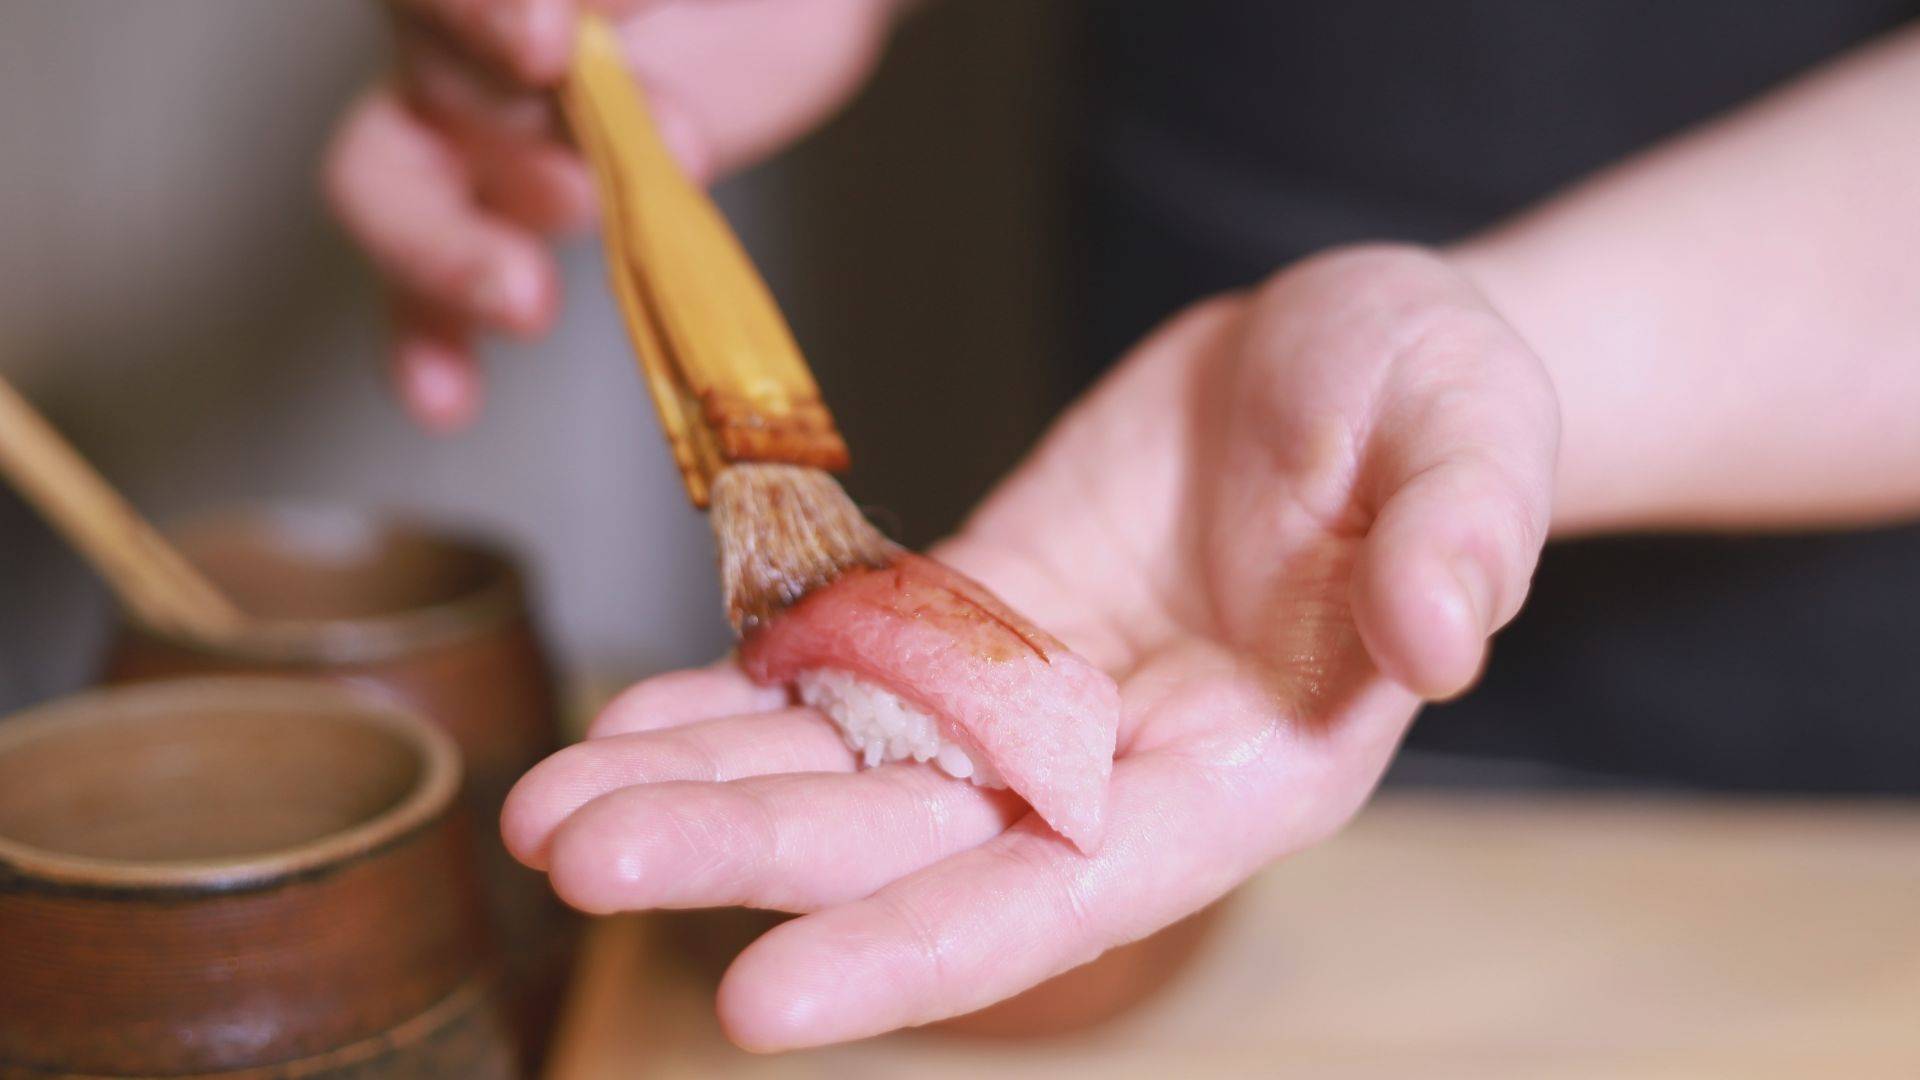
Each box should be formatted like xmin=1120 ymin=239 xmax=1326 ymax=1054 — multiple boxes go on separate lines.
xmin=561 ymin=15 xmax=849 ymax=507
xmin=0 ymin=374 xmax=245 ymax=641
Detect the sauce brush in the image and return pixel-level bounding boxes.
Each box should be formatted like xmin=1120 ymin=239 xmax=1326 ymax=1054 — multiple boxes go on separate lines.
xmin=564 ymin=24 xmax=1126 ymax=854
xmin=561 ymin=15 xmax=898 ymax=633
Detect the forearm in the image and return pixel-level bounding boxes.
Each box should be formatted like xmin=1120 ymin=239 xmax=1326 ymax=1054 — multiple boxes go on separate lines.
xmin=1454 ymin=23 xmax=1920 ymax=536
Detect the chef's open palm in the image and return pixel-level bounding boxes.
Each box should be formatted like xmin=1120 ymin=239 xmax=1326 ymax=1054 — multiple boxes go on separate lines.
xmin=503 ymin=245 xmax=1559 ymax=1049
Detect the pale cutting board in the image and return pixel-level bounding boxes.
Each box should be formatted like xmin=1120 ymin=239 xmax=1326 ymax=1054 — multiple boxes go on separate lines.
xmin=544 ymin=795 xmax=1920 ymax=1078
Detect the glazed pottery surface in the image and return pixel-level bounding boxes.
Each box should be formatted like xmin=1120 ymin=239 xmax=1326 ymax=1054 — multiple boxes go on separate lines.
xmin=99 ymin=505 xmax=574 ymax=1061
xmin=0 ymin=678 xmax=513 ymax=1077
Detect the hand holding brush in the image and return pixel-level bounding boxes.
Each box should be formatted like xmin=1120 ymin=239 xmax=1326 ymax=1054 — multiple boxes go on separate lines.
xmin=327 ymin=0 xmax=1557 ymax=1052
xmin=324 ymin=0 xmax=900 ymax=431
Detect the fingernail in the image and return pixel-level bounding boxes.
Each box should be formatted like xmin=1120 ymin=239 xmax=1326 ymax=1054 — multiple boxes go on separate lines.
xmin=653 ymin=103 xmax=712 ymax=184
xmin=511 ymin=1 xmax=572 ymax=82
xmin=1448 ymin=552 xmax=1493 ymax=634
xmin=406 ymin=355 xmax=471 ymax=433
xmin=470 ymin=258 xmax=541 ymax=331
xmin=476 ymin=3 xmax=547 ymax=82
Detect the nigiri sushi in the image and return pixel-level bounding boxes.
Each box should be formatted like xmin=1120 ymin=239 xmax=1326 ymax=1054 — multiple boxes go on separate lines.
xmin=738 ymin=552 xmax=1120 ymax=854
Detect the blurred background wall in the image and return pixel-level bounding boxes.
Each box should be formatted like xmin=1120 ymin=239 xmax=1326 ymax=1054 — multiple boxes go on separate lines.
xmin=0 ymin=1 xmax=1071 ymax=712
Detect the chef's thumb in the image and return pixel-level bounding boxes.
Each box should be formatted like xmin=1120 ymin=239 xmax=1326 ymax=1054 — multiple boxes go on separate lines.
xmin=1350 ymin=454 xmax=1549 ymax=701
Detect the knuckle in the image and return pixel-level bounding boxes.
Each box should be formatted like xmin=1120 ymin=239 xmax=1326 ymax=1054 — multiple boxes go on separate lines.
xmin=870 ymin=889 xmax=955 ymax=994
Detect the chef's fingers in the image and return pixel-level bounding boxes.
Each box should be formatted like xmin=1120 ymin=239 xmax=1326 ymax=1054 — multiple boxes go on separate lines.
xmin=503 ymin=707 xmax=856 ymax=869
xmin=1348 ymin=328 xmax=1556 ymax=700
xmin=542 ymin=765 xmax=1024 ymax=914
xmin=1351 ymin=456 xmax=1546 ymax=698
xmin=713 ymin=750 xmax=1255 ymax=1051
xmin=390 ymin=0 xmax=673 ymax=86
xmin=615 ymin=0 xmax=892 ymax=180
xmin=467 ymin=136 xmax=596 ymax=234
xmin=325 ymin=87 xmax=559 ymax=339
xmin=588 ymin=661 xmax=790 ymax=738
xmin=396 ymin=0 xmax=882 ymax=193
xmin=390 ymin=295 xmax=483 ymax=432
xmin=395 ymin=28 xmax=597 ymax=234
xmin=389 ymin=0 xmax=579 ymax=86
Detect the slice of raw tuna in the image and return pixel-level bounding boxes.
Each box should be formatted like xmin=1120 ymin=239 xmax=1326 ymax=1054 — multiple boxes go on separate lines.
xmin=738 ymin=552 xmax=1119 ymax=853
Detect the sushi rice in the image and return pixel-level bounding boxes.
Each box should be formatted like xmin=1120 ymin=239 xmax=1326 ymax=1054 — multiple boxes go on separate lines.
xmin=795 ymin=668 xmax=1004 ymax=788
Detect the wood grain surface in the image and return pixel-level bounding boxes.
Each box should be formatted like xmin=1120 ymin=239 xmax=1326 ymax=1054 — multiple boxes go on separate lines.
xmin=563 ymin=15 xmax=849 ymax=508
xmin=0 ymin=372 xmax=243 ymax=641
xmin=543 ymin=793 xmax=1920 ymax=1078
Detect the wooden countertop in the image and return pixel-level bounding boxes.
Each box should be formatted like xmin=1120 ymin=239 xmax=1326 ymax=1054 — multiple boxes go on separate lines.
xmin=543 ymin=794 xmax=1920 ymax=1078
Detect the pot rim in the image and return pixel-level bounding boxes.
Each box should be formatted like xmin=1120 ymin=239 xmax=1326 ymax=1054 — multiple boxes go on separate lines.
xmin=0 ymin=677 xmax=462 ymax=894
xmin=126 ymin=502 xmax=529 ymax=666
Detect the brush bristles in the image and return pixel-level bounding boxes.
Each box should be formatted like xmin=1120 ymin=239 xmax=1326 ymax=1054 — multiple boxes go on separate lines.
xmin=710 ymin=463 xmax=899 ymax=634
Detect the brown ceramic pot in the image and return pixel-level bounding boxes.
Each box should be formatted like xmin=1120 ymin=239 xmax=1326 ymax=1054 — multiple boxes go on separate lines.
xmin=0 ymin=678 xmax=513 ymax=1077
xmin=98 ymin=504 xmax=573 ymax=1064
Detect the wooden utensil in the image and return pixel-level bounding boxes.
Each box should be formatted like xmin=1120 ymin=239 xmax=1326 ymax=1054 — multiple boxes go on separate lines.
xmin=561 ymin=15 xmax=899 ymax=642
xmin=0 ymin=372 xmax=245 ymax=641
xmin=559 ymin=14 xmax=850 ymax=507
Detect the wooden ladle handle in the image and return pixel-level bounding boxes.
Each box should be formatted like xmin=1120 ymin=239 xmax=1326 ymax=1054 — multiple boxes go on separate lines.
xmin=0 ymin=373 xmax=244 ymax=641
